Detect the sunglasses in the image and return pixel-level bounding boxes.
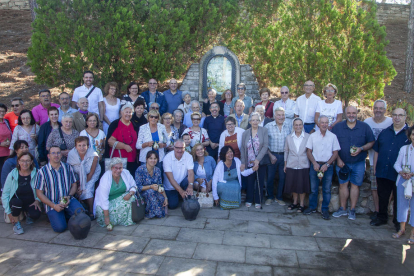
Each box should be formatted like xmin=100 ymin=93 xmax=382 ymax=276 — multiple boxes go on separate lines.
xmin=280 ymin=92 xmax=289 ymax=94
xmin=151 ymin=107 xmax=159 ymax=110
xmin=149 ymin=115 xmax=159 ymax=119
xmin=192 ymin=118 xmax=201 ymax=121
xmin=11 ymin=104 xmax=20 ymax=107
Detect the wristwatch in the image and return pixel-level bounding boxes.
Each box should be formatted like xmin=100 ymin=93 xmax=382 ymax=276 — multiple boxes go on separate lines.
xmin=325 ymin=163 xmax=330 ymax=168
xmin=359 ymin=147 xmax=364 ymax=151
xmin=189 ymin=182 xmax=194 ymax=186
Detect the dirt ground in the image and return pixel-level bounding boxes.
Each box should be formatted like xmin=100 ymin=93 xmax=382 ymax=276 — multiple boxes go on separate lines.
xmin=1 ymin=9 xmax=414 ymax=116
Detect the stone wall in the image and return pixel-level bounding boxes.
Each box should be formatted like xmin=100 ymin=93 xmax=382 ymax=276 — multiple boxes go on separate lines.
xmin=179 ymin=64 xmax=200 ymax=100
xmin=0 ymin=0 xmax=29 ymax=10
xmin=376 ymin=3 xmax=410 ymax=24
xmin=240 ymin=64 xmax=260 ymax=103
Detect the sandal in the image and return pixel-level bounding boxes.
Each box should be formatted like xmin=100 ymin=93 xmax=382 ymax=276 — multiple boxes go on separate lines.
xmin=392 ymin=230 xmax=405 ymax=239
xmin=297 ymin=206 xmax=305 ymax=213
xmin=287 ymin=204 xmax=299 ymax=210
xmin=408 ymin=234 xmax=414 ymax=244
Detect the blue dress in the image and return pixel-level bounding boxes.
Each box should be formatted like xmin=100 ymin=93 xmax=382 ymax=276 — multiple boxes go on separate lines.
xmin=217 ymin=160 xmax=241 ymax=210
xmin=135 ymin=165 xmax=165 ymax=218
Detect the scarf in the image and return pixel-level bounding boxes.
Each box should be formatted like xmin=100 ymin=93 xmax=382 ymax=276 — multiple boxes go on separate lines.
xmin=67 ymin=147 xmax=97 ymax=191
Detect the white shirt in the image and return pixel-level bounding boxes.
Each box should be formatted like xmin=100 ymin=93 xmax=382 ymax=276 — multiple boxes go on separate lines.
xmin=315 ymin=100 xmax=343 ymax=127
xmin=292 ymin=131 xmax=305 ymax=153
xmin=394 ymin=144 xmax=414 ymax=185
xmin=72 ymin=85 xmax=104 ymax=116
xmin=364 ymin=116 xmax=393 ymax=166
xmin=306 ymin=130 xmax=341 ymax=162
xmin=296 ymin=93 xmax=321 ymax=124
xmin=273 ymin=98 xmax=298 ymax=127
xmin=163 ymin=151 xmax=194 ymax=191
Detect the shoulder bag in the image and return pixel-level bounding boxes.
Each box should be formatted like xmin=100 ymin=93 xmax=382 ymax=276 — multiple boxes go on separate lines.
xmin=104 ymin=141 xmax=127 ymax=171
xmin=131 ymin=190 xmax=146 ymax=223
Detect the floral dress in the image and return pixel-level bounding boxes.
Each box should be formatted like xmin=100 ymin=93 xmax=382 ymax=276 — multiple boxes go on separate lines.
xmin=135 ymin=164 xmax=165 ymax=218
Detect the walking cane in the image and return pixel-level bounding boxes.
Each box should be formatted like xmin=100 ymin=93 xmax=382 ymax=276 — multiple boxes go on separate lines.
xmin=256 ymin=170 xmax=263 ymax=209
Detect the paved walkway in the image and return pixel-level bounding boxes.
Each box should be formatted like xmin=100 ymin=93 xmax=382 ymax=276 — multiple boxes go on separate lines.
xmin=0 ymin=203 xmax=412 ymax=276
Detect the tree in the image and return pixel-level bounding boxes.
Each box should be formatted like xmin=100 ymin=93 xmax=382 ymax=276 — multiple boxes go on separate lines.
xmin=404 ymin=0 xmax=414 ymax=93
xmin=227 ymin=0 xmax=396 ymax=105
xmin=28 ymin=0 xmax=238 ymax=90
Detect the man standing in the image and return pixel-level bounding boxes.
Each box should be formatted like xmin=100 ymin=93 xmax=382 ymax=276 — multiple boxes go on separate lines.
xmin=305 ymin=115 xmax=340 ymax=219
xmin=32 ymin=89 xmax=60 ymax=125
xmin=183 ymin=101 xmax=205 ymax=128
xmin=72 ymin=97 xmax=100 ymax=132
xmin=72 ymin=71 xmax=104 ymax=123
xmin=203 ymin=88 xmax=224 ymax=116
xmin=163 ymin=139 xmax=195 ymax=209
xmin=228 ymin=100 xmax=249 ymax=130
xmin=35 ymin=145 xmax=84 ymax=233
xmin=332 ymin=106 xmax=375 ymax=220
xmin=230 ymin=83 xmax=254 ymax=115
xmin=265 ymin=107 xmax=292 ymax=205
xmin=296 ymin=81 xmax=321 ymax=133
xmin=370 ymin=108 xmax=409 ymax=231
xmin=141 ymin=78 xmax=167 ymax=115
xmin=4 ymin=97 xmax=24 ymax=132
xmin=364 ymin=100 xmax=393 ymax=219
xmin=58 ymin=92 xmax=77 ymax=122
xmin=204 ymin=102 xmax=226 ymax=160
xmin=273 ymin=86 xmax=298 ymax=128
xmin=163 ymin=78 xmax=183 ymax=114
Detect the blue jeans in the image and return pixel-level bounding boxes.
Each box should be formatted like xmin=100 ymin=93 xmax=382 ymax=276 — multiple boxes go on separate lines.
xmin=304 ymin=123 xmax=315 ymax=133
xmin=165 ymin=176 xmax=189 ymax=209
xmin=309 ymin=163 xmax=334 ymax=211
xmin=47 ymin=198 xmax=84 ymax=233
xmin=267 ymin=153 xmax=285 ymax=200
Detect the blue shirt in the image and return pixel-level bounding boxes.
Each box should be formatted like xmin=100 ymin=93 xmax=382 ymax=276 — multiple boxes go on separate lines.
xmin=58 ymin=107 xmax=78 ymax=122
xmin=235 ymin=114 xmax=244 ymax=127
xmin=332 ymin=120 xmax=375 ymax=164
xmin=194 ymin=156 xmax=217 ymax=182
xmin=203 ymin=115 xmax=226 ymax=143
xmin=373 ymin=124 xmax=410 ymax=181
xmin=183 ymin=112 xmax=205 ymax=128
xmin=151 ymin=130 xmax=160 ymax=155
xmin=163 ymin=90 xmax=183 ymax=114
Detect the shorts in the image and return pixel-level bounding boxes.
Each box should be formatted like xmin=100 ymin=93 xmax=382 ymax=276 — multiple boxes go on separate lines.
xmin=370 ymin=166 xmax=377 ymax=190
xmin=335 ymin=160 xmax=366 ymax=186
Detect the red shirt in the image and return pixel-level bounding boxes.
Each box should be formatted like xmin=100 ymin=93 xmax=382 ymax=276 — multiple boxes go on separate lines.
xmin=110 ymin=121 xmax=137 ymax=162
xmin=4 ymin=112 xmax=19 ymax=132
xmin=0 ymin=121 xmax=12 ymax=157
xmin=256 ymin=101 xmax=274 ymax=118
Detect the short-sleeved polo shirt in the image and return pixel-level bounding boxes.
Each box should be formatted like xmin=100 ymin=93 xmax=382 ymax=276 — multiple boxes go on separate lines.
xmin=163 ymin=151 xmax=194 ymax=191
xmin=306 ymin=130 xmax=341 ymax=162
xmin=32 ymin=103 xmax=61 ymax=125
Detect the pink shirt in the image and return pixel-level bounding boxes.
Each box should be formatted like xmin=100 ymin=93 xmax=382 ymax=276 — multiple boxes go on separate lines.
xmin=0 ymin=121 xmax=12 ymax=157
xmin=32 ymin=103 xmax=60 ymax=125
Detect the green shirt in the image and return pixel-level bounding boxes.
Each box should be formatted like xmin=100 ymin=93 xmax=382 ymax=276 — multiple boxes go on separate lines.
xmin=109 ymin=178 xmax=127 ymax=201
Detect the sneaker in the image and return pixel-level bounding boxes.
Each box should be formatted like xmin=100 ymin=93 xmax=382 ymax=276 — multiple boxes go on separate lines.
xmin=13 ymin=222 xmax=24 ymax=235
xmin=332 ymin=207 xmax=348 ymax=218
xmin=275 ymin=199 xmax=286 ymax=206
xmin=321 ymin=210 xmax=330 ymax=220
xmin=245 ymin=202 xmax=252 ymax=208
xmin=265 ymin=199 xmax=273 ymax=206
xmin=25 ymin=216 xmax=34 ymax=225
xmin=303 ymin=208 xmax=316 ymax=215
xmin=255 ymin=204 xmax=261 ymax=209
xmin=370 ymin=211 xmax=378 ymax=220
xmin=348 ymin=209 xmax=356 ymax=220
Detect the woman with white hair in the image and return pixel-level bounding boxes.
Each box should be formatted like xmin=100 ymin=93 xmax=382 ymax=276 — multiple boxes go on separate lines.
xmin=314 ymin=83 xmax=343 ymax=130
xmin=46 ymin=113 xmax=79 ymax=163
xmin=94 ymin=157 xmax=137 ymax=229
xmin=105 ymin=102 xmax=139 ymax=175
xmin=254 ymin=105 xmax=273 ymax=127
xmin=177 ymin=91 xmax=192 ymax=115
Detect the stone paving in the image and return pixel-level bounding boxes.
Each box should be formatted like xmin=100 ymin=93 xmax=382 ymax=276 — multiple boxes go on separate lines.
xmin=0 ymin=203 xmax=413 ymax=276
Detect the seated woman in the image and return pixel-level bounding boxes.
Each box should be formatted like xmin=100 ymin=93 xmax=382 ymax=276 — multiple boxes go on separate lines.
xmin=2 ymin=152 xmax=41 ymax=235
xmin=1 ymin=140 xmax=39 ymax=189
xmin=9 ymin=110 xmax=39 ymax=158
xmin=94 ymin=157 xmax=137 ymax=230
xmin=67 ymin=136 xmax=100 ymax=219
xmin=212 ymin=146 xmax=242 ymax=210
xmin=135 ymin=151 xmax=167 ymax=219
xmin=192 ymin=143 xmax=216 ymax=193
xmin=392 ymin=126 xmax=414 ymax=244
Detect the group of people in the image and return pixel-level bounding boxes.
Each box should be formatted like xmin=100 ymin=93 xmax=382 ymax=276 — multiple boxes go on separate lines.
xmin=0 ymin=72 xmax=413 ymax=245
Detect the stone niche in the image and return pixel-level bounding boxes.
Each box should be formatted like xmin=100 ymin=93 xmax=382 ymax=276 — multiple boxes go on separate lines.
xmin=180 ymin=46 xmax=260 ymax=103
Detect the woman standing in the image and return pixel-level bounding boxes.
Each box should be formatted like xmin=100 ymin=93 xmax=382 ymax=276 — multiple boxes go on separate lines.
xmin=46 ymin=114 xmax=79 ymax=163
xmin=314 ymin=83 xmax=343 ymax=130
xmin=218 ymin=117 xmax=244 ymax=160
xmin=121 ymin=82 xmax=144 ymax=106
xmin=284 ymin=118 xmax=310 ymax=213
xmin=177 ymin=91 xmax=192 ymax=115
xmin=221 ymin=89 xmax=233 ymax=117
xmin=2 ymin=152 xmax=41 ymax=235
xmin=392 ymin=126 xmax=414 ymax=244
xmin=9 ymin=110 xmax=39 ymax=158
xmin=182 ymin=112 xmax=210 ymax=148
xmin=106 ymin=103 xmax=139 ymax=175
xmin=131 ymin=100 xmax=148 ymax=130
xmin=192 ymin=143 xmax=216 ymax=193
xmin=103 ymin=82 xmax=121 ymax=134
xmin=67 ymin=137 xmax=100 ymax=219
xmin=162 ymin=112 xmax=175 ymax=152
xmin=0 ymin=103 xmax=12 ymax=173
xmin=37 ymin=106 xmax=61 ymax=166
xmin=212 ymin=146 xmax=242 ymax=209
xmin=241 ymin=112 xmax=269 ymax=208
xmin=136 ymin=109 xmax=168 ymax=170
xmin=135 ymin=151 xmax=167 ymax=219
xmin=255 ymin=88 xmax=274 ymax=119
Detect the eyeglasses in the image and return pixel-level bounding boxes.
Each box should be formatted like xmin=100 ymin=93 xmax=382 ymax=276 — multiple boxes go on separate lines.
xmin=164 ymin=117 xmax=172 ymax=120
xmin=149 ymin=83 xmax=157 ymax=85
xmin=149 ymin=115 xmax=159 ymax=119
xmin=11 ymin=104 xmax=20 ymax=107
xmin=151 ymin=107 xmax=159 ymax=110
xmin=112 ymin=166 xmax=123 ymax=171
xmin=19 ymin=160 xmax=32 ymax=164
xmin=280 ymin=92 xmax=289 ymax=94
xmin=325 ymin=89 xmax=336 ymax=93
xmin=237 ymin=88 xmax=245 ymax=90
xmin=192 ymin=118 xmax=201 ymax=121
xmin=174 ymin=146 xmax=185 ymax=150
xmin=226 ymin=123 xmax=235 ymax=127
xmin=392 ymin=114 xmax=406 ymax=118
xmin=50 ymin=152 xmax=61 ymax=156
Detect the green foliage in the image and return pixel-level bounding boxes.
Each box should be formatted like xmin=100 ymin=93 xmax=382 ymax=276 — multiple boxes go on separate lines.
xmin=389 ymin=100 xmax=414 ymax=125
xmin=28 ymin=0 xmax=238 ymax=89
xmin=227 ymin=0 xmax=396 ymax=104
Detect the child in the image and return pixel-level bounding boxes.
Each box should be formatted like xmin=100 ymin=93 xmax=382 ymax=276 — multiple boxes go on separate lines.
xmin=182 ymin=133 xmax=192 ymax=153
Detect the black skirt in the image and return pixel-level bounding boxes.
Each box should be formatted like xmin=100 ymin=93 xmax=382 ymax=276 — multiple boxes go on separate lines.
xmin=284 ymin=168 xmax=310 ymax=194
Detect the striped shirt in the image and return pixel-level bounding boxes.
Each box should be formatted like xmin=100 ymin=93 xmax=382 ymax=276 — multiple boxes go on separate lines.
xmin=35 ymin=162 xmax=76 ymax=212
xmin=265 ymin=121 xmax=292 ymax=153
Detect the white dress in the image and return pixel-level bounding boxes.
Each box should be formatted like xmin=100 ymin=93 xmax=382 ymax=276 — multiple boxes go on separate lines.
xmin=103 ymin=98 xmax=120 ymax=134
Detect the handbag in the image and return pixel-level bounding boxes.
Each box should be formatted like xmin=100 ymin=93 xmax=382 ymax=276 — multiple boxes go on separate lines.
xmin=196 ymin=179 xmax=214 ymax=208
xmin=58 ymin=128 xmax=67 ymax=150
xmin=131 ymin=191 xmax=146 ymax=223
xmin=104 ymin=141 xmax=127 ymax=171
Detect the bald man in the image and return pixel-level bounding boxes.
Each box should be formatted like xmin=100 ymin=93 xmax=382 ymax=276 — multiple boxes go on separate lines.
xmin=332 ymin=106 xmax=375 ymax=221
xmin=164 ymin=78 xmax=183 ymax=114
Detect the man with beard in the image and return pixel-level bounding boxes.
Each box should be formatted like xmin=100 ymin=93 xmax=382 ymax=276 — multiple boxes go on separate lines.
xmin=332 ymin=106 xmax=375 ymax=220
xmin=57 ymin=92 xmax=77 ymax=122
